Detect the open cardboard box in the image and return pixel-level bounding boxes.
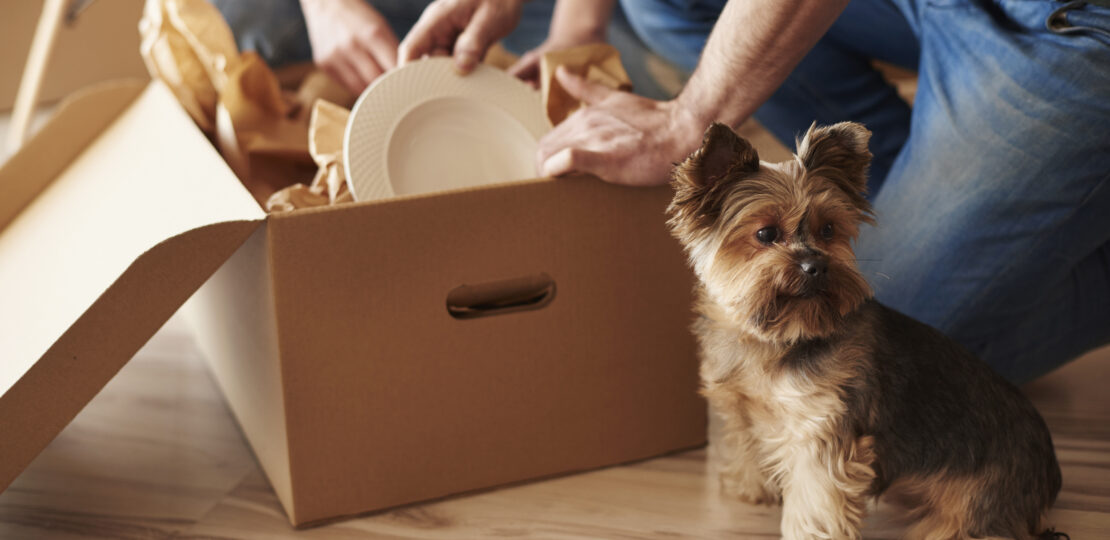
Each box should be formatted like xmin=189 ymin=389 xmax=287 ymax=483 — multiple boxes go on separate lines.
xmin=0 ymin=79 xmax=706 ymax=526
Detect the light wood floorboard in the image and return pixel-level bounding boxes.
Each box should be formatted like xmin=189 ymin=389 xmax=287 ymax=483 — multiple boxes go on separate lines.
xmin=2 ymin=313 xmax=1108 ymax=539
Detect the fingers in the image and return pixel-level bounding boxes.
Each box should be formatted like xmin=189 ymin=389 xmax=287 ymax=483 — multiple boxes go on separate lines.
xmin=554 ymin=65 xmax=614 ymax=106
xmin=507 ymin=51 xmax=540 ymax=87
xmin=325 ymin=56 xmax=368 ymax=95
xmin=400 ymin=0 xmax=521 ymax=74
xmin=399 ymin=1 xmax=463 ymax=66
xmin=349 ymin=54 xmax=384 ymax=90
xmin=325 ymin=27 xmax=398 ymax=95
xmin=539 ymin=147 xmax=605 ymax=178
xmin=452 ymin=3 xmax=500 ymax=74
xmin=358 ymin=27 xmax=399 ymax=71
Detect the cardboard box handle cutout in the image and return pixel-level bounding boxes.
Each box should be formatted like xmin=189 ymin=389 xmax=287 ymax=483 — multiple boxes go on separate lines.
xmin=446 ymin=272 xmax=556 ymax=319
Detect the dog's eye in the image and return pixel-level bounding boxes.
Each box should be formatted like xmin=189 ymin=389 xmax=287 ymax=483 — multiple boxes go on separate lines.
xmin=820 ymin=223 xmax=835 ymax=240
xmin=756 ymin=226 xmax=779 ymax=245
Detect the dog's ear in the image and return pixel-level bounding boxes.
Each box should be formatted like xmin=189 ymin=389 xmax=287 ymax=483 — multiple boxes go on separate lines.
xmin=673 ymin=123 xmax=760 ymax=190
xmin=796 ymin=121 xmax=872 ymax=200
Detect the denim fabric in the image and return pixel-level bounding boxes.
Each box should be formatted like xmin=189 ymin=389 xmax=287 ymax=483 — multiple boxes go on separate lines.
xmin=618 ymin=0 xmax=727 ymax=72
xmin=211 ymin=0 xmax=675 ymax=99
xmin=210 ymin=0 xmax=539 ymax=65
xmin=622 ymin=0 xmax=1110 ymax=383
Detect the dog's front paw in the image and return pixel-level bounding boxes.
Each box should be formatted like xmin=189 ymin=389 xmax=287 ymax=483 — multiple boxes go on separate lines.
xmin=720 ymin=473 xmax=782 ymax=506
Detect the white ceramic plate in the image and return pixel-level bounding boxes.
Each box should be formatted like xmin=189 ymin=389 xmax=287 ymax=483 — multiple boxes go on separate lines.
xmin=343 ymin=58 xmax=551 ymax=202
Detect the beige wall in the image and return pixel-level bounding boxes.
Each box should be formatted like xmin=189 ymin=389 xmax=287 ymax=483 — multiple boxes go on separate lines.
xmin=0 ymin=0 xmax=148 ymax=111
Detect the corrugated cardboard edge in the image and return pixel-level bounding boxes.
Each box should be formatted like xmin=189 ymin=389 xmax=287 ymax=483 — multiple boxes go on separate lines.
xmin=0 ymin=219 xmax=261 ymax=492
xmin=0 ymin=79 xmax=146 ymax=231
xmin=180 ymin=224 xmax=296 ymax=516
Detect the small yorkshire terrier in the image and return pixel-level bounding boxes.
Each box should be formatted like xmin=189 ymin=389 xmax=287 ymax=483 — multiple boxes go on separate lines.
xmin=667 ymin=122 xmax=1062 ymax=540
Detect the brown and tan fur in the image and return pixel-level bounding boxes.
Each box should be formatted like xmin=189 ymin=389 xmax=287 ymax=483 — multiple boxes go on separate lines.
xmin=667 ymin=123 xmax=1063 ymax=540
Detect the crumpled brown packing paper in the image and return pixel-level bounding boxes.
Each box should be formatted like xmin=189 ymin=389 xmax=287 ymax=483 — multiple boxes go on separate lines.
xmin=268 ymin=43 xmax=633 ymax=211
xmin=139 ymin=0 xmax=237 ymax=133
xmin=139 ymin=2 xmax=631 ymax=212
xmin=540 ymin=43 xmax=633 ymax=126
xmin=139 ymin=0 xmax=353 ymax=204
xmin=213 ymin=51 xmax=316 ymax=201
xmin=267 ymin=100 xmax=354 ymax=212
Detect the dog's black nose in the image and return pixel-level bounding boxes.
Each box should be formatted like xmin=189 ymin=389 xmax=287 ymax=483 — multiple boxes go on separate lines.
xmin=799 ymin=257 xmax=827 ymax=278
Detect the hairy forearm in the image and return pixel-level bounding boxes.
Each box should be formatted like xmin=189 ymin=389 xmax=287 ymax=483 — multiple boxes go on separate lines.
xmin=549 ymin=0 xmax=617 ymax=41
xmin=677 ymin=0 xmax=849 ymax=128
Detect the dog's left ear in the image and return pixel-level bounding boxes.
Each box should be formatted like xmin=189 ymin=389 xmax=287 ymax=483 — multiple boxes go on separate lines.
xmin=796 ymin=122 xmax=872 ymax=202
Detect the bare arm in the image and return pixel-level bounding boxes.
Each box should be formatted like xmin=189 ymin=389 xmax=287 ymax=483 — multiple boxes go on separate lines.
xmin=678 ymin=0 xmax=849 ymax=128
xmin=549 ymin=0 xmax=616 ymax=43
xmin=538 ymin=0 xmax=850 ymax=185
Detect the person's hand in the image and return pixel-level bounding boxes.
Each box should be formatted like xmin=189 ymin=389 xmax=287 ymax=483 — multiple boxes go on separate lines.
xmin=507 ymin=32 xmax=605 ymax=88
xmin=506 ymin=0 xmax=609 ymax=87
xmin=537 ymin=67 xmax=705 ymax=186
xmin=398 ymin=0 xmax=524 ymax=75
xmin=300 ymin=0 xmax=399 ymax=94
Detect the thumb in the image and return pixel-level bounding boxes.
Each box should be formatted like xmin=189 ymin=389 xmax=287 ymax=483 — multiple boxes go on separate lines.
xmin=540 ymin=147 xmax=606 ymax=178
xmin=555 ymin=65 xmax=614 ymax=105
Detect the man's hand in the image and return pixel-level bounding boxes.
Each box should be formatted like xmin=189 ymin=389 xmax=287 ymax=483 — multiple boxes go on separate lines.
xmin=301 ymin=0 xmax=399 ymax=94
xmin=507 ymin=34 xmax=604 ymax=88
xmin=537 ymin=67 xmax=704 ymax=186
xmin=508 ymin=0 xmax=615 ymax=87
xmin=537 ymin=0 xmax=849 ymax=187
xmin=398 ymin=0 xmax=524 ymax=75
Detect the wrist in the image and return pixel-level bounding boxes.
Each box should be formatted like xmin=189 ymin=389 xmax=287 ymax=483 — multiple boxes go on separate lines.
xmin=548 ymin=0 xmax=613 ymax=46
xmin=665 ymin=98 xmax=715 ymax=160
xmin=675 ymin=80 xmax=753 ymax=132
xmin=549 ymin=19 xmax=606 ymax=45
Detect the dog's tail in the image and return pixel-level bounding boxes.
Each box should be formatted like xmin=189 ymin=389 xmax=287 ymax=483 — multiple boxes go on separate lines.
xmin=1038 ymin=528 xmax=1070 ymax=540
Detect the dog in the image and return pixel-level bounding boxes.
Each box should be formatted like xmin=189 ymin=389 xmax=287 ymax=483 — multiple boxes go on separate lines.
xmin=666 ymin=122 xmax=1063 ymax=540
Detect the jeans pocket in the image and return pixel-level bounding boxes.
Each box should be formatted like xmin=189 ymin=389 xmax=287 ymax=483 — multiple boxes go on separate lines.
xmin=1046 ymin=1 xmax=1110 ymax=42
xmin=929 ymin=0 xmax=1110 ymax=40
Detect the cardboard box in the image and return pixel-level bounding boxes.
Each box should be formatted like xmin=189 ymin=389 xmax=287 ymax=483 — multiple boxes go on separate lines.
xmin=0 ymin=80 xmax=706 ymax=526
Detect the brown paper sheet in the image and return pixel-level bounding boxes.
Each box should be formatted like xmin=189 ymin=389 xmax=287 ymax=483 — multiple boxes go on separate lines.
xmin=138 ymin=0 xmax=237 ymax=132
xmin=540 ymin=44 xmax=632 ymax=126
xmin=213 ymin=51 xmax=315 ymax=202
xmin=140 ymin=2 xmax=630 ymax=212
xmin=139 ymin=0 xmax=352 ymax=206
xmin=267 ymin=43 xmax=633 ymax=211
xmin=266 ymin=100 xmax=353 ymax=212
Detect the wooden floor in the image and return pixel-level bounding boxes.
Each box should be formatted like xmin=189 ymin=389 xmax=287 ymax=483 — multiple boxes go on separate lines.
xmin=0 ymin=313 xmax=1108 ymax=539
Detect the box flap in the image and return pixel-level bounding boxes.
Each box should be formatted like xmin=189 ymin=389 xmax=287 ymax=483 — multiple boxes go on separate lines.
xmin=0 ymin=80 xmax=147 ymax=232
xmin=0 ymin=81 xmax=264 ymax=491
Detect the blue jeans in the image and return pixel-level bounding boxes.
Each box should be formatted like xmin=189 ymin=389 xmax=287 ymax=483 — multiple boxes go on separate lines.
xmin=212 ymin=0 xmax=676 ymax=99
xmin=622 ymin=0 xmax=1110 ymax=383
